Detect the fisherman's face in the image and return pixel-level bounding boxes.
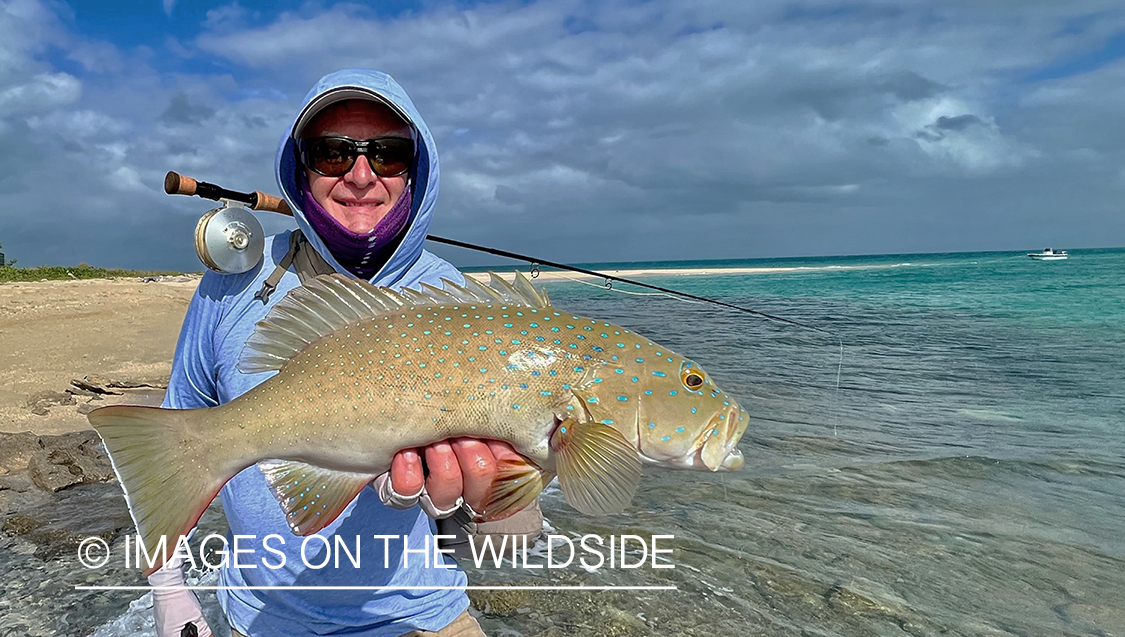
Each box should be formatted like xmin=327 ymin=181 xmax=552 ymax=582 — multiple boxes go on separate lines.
xmin=302 ymin=100 xmax=412 ymax=234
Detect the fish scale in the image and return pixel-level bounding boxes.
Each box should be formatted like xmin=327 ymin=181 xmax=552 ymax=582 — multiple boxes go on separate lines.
xmin=226 ymin=305 xmax=592 ymax=470
xmin=88 ymin=272 xmax=749 ymax=575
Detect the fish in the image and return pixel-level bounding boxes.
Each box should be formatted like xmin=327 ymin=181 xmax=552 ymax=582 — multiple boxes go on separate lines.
xmin=89 ymin=271 xmax=749 ymax=575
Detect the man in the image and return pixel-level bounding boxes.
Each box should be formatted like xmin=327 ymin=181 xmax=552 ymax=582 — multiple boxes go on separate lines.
xmin=150 ymin=69 xmax=540 ymax=637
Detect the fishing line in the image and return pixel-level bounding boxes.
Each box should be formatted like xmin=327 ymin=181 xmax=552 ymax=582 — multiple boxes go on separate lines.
xmin=429 ymin=236 xmax=832 ymax=335
xmin=434 ymin=236 xmax=846 ymax=437
xmin=548 ymin=270 xmax=706 ymax=304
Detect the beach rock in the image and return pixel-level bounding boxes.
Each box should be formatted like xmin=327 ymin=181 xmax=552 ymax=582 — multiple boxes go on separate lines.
xmin=26 ymin=390 xmax=76 ymax=416
xmin=70 ymin=377 xmax=123 ymax=395
xmin=0 ymin=431 xmax=41 ymax=474
xmin=2 ymin=481 xmax=132 ymax=560
xmin=0 ymin=473 xmax=51 ymax=517
xmin=90 ymin=374 xmax=168 ymax=390
xmin=27 ymin=430 xmax=115 ymax=492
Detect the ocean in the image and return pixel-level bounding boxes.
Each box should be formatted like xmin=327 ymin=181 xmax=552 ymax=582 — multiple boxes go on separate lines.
xmin=8 ymin=248 xmax=1125 ymax=636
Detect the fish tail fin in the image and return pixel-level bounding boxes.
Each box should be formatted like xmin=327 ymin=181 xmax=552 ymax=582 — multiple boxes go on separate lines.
xmin=88 ymin=405 xmax=226 ymax=576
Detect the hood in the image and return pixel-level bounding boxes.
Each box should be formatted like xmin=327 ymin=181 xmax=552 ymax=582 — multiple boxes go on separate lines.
xmin=276 ymin=69 xmax=439 ymax=287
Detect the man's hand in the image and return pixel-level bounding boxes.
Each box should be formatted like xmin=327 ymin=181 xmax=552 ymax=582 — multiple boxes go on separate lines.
xmin=376 ymin=438 xmax=522 ymax=517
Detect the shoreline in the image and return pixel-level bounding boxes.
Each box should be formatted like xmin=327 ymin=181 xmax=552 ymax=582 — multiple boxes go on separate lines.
xmin=480 ymin=265 xmax=805 ymax=282
xmin=0 ymin=277 xmax=198 ymax=436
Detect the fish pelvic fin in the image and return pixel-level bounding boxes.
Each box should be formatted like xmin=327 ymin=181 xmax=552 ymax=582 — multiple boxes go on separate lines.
xmin=238 ymin=271 xmax=551 ymax=374
xmin=258 ymin=460 xmax=379 ymax=536
xmin=479 ymin=458 xmax=554 ymax=521
xmin=88 ymin=405 xmax=226 ymax=577
xmin=550 ymin=418 xmax=643 ymax=516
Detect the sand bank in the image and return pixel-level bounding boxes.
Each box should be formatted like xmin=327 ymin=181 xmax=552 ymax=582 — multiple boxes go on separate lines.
xmin=0 ymin=277 xmax=199 ymax=435
xmin=482 ymin=265 xmax=801 ymax=283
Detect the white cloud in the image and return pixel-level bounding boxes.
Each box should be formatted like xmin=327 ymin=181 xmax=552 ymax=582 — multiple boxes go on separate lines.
xmin=203 ymin=2 xmax=251 ymax=31
xmin=0 ymin=72 xmax=81 ymax=115
xmin=26 ymin=109 xmax=126 ymax=138
xmin=4 ymin=0 xmax=1125 ymax=269
xmin=889 ymin=96 xmax=1036 ymax=173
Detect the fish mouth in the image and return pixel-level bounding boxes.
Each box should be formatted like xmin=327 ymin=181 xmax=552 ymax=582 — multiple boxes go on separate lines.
xmin=720 ymin=448 xmax=744 ymax=471
xmin=633 ymin=403 xmax=749 ymax=472
xmin=697 ymin=404 xmax=748 ymax=472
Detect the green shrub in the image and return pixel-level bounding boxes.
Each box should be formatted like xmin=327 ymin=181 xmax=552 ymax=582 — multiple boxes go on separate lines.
xmin=0 ymin=264 xmax=193 ymax=283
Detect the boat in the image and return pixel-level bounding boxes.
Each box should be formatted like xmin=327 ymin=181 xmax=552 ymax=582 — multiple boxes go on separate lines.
xmin=1027 ymin=248 xmax=1068 ymax=260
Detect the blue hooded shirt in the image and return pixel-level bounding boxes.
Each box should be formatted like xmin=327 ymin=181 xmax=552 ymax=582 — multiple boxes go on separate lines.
xmin=162 ymin=70 xmax=469 ymax=637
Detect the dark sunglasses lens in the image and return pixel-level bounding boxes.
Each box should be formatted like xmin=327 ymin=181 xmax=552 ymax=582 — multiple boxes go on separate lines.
xmin=306 ymin=138 xmax=356 ymax=177
xmin=303 ymin=137 xmax=414 ymax=177
xmin=366 ymin=139 xmax=412 ymax=177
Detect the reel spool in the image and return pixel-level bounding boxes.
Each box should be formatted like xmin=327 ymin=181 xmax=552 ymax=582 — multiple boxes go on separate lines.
xmin=194 ymin=203 xmax=265 ymax=274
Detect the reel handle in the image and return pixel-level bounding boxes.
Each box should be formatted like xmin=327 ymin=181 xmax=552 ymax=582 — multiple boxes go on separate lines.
xmin=164 ymin=171 xmax=293 ymax=216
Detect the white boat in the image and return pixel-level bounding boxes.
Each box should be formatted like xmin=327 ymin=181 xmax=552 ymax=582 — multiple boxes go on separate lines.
xmin=1027 ymin=248 xmax=1068 ymax=260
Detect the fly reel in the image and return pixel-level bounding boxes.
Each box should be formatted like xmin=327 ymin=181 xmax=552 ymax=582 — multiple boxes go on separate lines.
xmin=165 ymin=172 xmax=286 ymax=274
xmin=194 ymin=203 xmax=266 ymax=274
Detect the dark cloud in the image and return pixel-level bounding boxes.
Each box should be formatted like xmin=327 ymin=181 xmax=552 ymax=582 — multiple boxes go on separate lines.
xmin=2 ymin=0 xmax=1125 ymax=271
xmin=934 ymin=114 xmax=985 ymax=131
xmin=161 ymin=93 xmax=216 ymax=124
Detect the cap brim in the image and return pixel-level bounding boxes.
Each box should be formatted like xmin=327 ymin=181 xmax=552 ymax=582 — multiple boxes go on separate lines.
xmin=292 ymin=87 xmax=413 ymax=139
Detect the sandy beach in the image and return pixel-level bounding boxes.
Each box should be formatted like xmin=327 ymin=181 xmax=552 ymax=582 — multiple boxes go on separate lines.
xmin=0 ymin=277 xmax=200 ymax=436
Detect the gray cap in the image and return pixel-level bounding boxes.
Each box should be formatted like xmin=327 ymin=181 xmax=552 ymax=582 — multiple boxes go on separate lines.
xmin=291 ymin=86 xmax=415 ymax=139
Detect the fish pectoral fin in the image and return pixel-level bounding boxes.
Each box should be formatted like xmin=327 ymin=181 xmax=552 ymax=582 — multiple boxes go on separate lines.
xmin=550 ymin=418 xmax=643 ymax=516
xmin=479 ymin=458 xmax=553 ymax=522
xmin=258 ymin=460 xmax=378 ymax=536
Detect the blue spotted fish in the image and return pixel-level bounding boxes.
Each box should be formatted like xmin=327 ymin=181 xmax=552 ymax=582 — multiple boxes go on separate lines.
xmin=89 ymin=272 xmax=749 ymax=575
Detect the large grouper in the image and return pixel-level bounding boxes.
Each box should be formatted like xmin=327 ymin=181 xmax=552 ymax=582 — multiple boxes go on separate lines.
xmin=89 ymin=272 xmax=749 ymax=575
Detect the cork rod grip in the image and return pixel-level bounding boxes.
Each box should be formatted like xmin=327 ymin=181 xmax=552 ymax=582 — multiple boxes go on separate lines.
xmin=164 ymin=171 xmax=197 ymax=196
xmin=252 ymin=191 xmax=293 ymax=216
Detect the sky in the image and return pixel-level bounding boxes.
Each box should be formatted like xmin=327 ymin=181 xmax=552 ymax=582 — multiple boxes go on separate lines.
xmin=1 ymin=0 xmax=1124 ymax=270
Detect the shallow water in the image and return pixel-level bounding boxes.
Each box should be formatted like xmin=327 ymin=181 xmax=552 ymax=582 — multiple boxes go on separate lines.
xmin=5 ymin=249 xmax=1123 ymax=636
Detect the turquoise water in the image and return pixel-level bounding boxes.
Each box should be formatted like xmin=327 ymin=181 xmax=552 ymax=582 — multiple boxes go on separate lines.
xmin=471 ymin=248 xmax=1124 ymax=635
xmin=8 ymin=249 xmax=1123 ymax=636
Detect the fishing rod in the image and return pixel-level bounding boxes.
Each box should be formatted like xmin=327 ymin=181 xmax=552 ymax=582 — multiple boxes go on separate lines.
xmin=425 ymin=236 xmax=832 ymax=335
xmin=165 ymin=171 xmax=832 ymax=335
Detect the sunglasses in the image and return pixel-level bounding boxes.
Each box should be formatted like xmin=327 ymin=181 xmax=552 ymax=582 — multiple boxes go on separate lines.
xmin=297 ymin=136 xmax=415 ymax=178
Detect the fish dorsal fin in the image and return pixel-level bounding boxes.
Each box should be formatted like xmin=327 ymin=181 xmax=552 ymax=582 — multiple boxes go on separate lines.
xmin=459 ymin=274 xmax=507 ymax=303
xmin=486 ymin=272 xmax=522 ymax=303
xmin=238 ymin=274 xmax=395 ymax=373
xmin=399 ymin=286 xmax=432 ymax=305
xmin=486 ymin=271 xmax=549 ymax=308
xmin=418 ymin=282 xmax=460 ymax=304
xmin=238 ymin=272 xmax=551 ymax=373
xmin=510 ymin=271 xmax=547 ymax=307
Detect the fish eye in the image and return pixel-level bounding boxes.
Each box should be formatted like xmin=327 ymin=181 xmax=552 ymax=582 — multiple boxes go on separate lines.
xmin=683 ymin=372 xmax=704 ymax=389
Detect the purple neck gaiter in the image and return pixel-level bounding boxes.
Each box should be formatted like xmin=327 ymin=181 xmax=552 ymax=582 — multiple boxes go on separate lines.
xmin=298 ymin=171 xmax=413 ymax=280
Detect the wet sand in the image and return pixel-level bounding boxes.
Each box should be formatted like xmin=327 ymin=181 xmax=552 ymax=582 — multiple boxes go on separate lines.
xmin=0 ymin=277 xmax=200 ymax=436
